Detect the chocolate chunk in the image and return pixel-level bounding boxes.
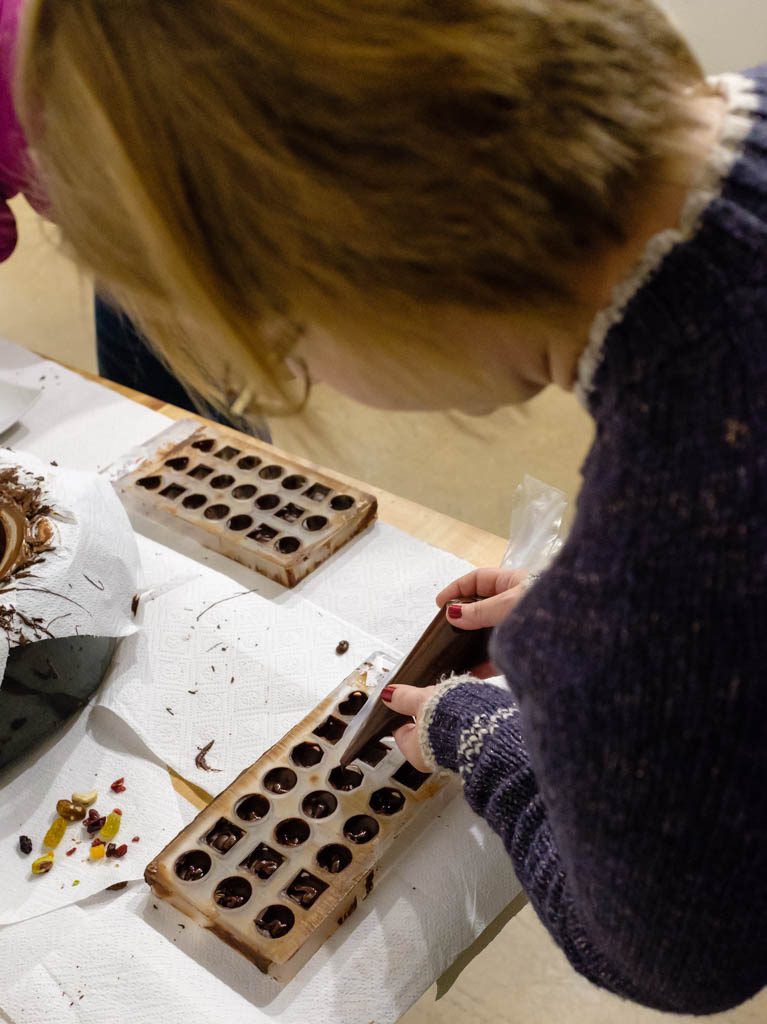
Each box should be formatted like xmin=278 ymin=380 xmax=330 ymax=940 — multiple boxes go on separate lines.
xmin=301 ymin=790 xmax=337 ymax=819
xmin=204 ymin=817 xmax=245 ymax=854
xmin=255 ymin=904 xmax=294 ymax=939
xmin=328 ymin=765 xmax=364 ymax=792
xmin=291 ymin=742 xmax=324 ymax=768
xmin=263 ymin=767 xmax=297 ymax=794
xmin=343 ymin=815 xmax=380 ymax=845
xmin=285 ymin=870 xmax=328 ymax=909
xmin=316 ymin=844 xmax=352 ymax=874
xmin=274 ymin=818 xmax=310 ymax=847
xmin=174 ymin=849 xmax=212 ymax=881
xmin=240 ymin=842 xmax=284 ymax=880
xmin=338 ymin=690 xmax=367 ymax=715
xmin=214 ymin=876 xmax=252 ymax=909
xmin=370 ymin=787 xmax=406 ymax=816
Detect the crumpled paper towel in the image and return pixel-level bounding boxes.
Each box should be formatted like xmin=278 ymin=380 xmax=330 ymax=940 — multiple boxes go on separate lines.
xmin=0 ymin=448 xmax=139 ymax=682
xmin=0 ymin=702 xmax=185 ymax=926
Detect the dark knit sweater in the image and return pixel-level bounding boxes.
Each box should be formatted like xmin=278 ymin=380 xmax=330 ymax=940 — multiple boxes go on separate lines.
xmin=423 ymin=70 xmax=767 ymax=1015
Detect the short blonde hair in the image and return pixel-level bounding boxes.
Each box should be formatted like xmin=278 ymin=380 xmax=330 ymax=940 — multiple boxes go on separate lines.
xmin=18 ymin=0 xmax=701 ymax=414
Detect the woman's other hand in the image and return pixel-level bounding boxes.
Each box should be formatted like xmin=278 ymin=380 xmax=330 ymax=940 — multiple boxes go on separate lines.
xmin=436 ymin=567 xmax=530 ymax=630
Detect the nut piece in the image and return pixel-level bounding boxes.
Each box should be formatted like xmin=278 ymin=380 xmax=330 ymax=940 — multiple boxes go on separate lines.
xmin=72 ymin=789 xmax=98 ymax=807
xmin=31 ymin=853 xmax=55 ymax=875
xmin=57 ymin=799 xmax=86 ymax=822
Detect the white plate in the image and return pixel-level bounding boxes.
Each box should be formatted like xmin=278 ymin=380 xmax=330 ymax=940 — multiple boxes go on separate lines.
xmin=0 ymin=380 xmax=41 ymax=434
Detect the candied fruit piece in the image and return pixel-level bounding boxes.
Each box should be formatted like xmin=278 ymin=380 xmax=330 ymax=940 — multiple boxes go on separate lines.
xmin=43 ymin=817 xmax=67 ymax=850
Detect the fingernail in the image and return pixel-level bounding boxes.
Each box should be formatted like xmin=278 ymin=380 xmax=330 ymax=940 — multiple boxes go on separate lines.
xmin=447 ymin=604 xmax=463 ymax=620
xmin=381 ymin=686 xmax=395 ymax=703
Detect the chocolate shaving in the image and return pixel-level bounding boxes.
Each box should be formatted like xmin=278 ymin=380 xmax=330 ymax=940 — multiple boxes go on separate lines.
xmin=195 ymin=739 xmax=221 ymax=772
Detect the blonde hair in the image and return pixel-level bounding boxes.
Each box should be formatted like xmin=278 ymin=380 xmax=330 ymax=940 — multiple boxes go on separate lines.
xmin=18 ymin=0 xmax=702 ymax=415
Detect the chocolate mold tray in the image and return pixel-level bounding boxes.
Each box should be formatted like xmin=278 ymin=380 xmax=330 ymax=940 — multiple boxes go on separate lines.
xmin=145 ymin=656 xmax=456 ymax=982
xmin=109 ymin=421 xmax=377 ymax=587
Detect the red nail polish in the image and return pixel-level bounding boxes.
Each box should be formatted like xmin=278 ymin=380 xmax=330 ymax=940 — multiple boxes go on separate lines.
xmin=381 ymin=686 xmax=395 ymax=703
xmin=447 ymin=604 xmax=463 ymax=619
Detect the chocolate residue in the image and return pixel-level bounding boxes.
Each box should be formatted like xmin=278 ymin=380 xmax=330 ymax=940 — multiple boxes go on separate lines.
xmin=195 ymin=740 xmax=222 ymax=772
xmin=337 ymin=897 xmax=358 ymax=925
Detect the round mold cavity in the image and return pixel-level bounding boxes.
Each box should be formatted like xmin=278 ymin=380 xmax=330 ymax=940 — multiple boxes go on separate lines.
xmin=191 ymin=438 xmax=215 ymax=452
xmin=338 ymin=690 xmax=368 ymax=716
xmin=210 ymin=473 xmax=235 ymax=490
xmin=274 ymin=818 xmax=310 ymax=847
xmin=282 ymin=474 xmax=308 ymax=491
xmin=232 ymin=484 xmax=257 ymax=500
xmin=276 ymin=536 xmax=301 ymax=555
xmin=259 ymin=465 xmax=283 ymax=480
xmin=227 ymin=514 xmax=253 ymax=532
xmin=301 ymin=790 xmax=338 ymax=820
xmin=255 ymin=494 xmax=280 ymax=511
xmin=316 ymin=844 xmax=353 ymax=874
xmin=255 ymin=904 xmax=294 ymax=939
xmin=164 ymin=456 xmax=189 ymax=470
xmin=214 ymin=875 xmax=252 ymax=909
xmin=182 ymin=493 xmax=207 ymax=510
xmin=263 ymin=767 xmax=297 ymax=794
xmin=291 ymin=741 xmax=324 ymax=768
xmin=235 ymin=793 xmax=270 ymax=823
xmin=343 ymin=814 xmax=379 ymax=844
xmin=369 ymin=787 xmax=406 ymax=816
xmin=204 ymin=504 xmax=230 ymax=521
xmin=328 ymin=765 xmax=364 ymax=792
xmin=237 ymin=455 xmax=261 ymax=471
xmin=303 ymin=515 xmax=329 ymax=532
xmin=136 ymin=475 xmax=162 ymax=490
xmin=174 ymin=849 xmax=212 ymax=882
xmin=330 ymin=494 xmax=355 ymax=511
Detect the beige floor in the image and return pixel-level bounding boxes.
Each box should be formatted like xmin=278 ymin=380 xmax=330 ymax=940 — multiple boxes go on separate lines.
xmin=2 ymin=202 xmax=765 ymax=1024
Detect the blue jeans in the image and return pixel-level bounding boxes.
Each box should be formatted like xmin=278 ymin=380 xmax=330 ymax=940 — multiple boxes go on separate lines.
xmin=94 ymin=296 xmax=271 ymax=441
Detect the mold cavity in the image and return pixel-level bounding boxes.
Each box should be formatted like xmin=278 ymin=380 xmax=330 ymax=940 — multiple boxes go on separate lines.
xmin=282 ymin=474 xmax=308 ymax=491
xmin=255 ymin=494 xmax=280 ymax=511
xmin=312 ymin=715 xmax=347 ymax=745
xmin=164 ymin=456 xmax=189 ymax=471
xmin=392 ymin=762 xmax=431 ymax=791
xmin=159 ymin=484 xmax=186 ymax=500
xmin=338 ymin=691 xmax=369 ymax=716
xmin=227 ymin=514 xmax=253 ymax=532
xmin=357 ymin=740 xmax=389 ymax=768
xmin=285 ymin=869 xmax=328 ymax=910
xmin=182 ymin=493 xmax=207 ymax=510
xmin=232 ymin=484 xmax=257 ymax=500
xmin=303 ymin=515 xmax=329 ymax=532
xmin=188 ymin=464 xmax=213 ymax=479
xmin=343 ymin=815 xmax=379 ymax=845
xmin=137 ymin=475 xmax=162 ymax=490
xmin=275 ymin=818 xmax=310 ymax=847
xmin=330 ymin=494 xmax=355 ymax=511
xmin=174 ymin=849 xmax=211 ymax=881
xmin=210 ymin=474 xmax=235 ymax=490
xmin=328 ymin=765 xmax=364 ymax=792
xmin=316 ymin=844 xmax=353 ymax=875
xmin=276 ymin=536 xmax=301 ymax=555
xmin=215 ymin=445 xmax=240 ymax=461
xmin=303 ymin=483 xmax=331 ymax=502
xmin=255 ymin=904 xmax=295 ymax=939
xmin=248 ymin=523 xmax=279 ymax=543
xmin=259 ymin=465 xmax=284 ymax=480
xmin=301 ymin=790 xmax=337 ymax=820
xmin=204 ymin=504 xmax=230 ymax=520
xmin=204 ymin=817 xmax=245 ymax=854
xmin=237 ymin=455 xmax=261 ymax=471
xmin=263 ymin=767 xmax=297 ymax=794
xmin=240 ymin=842 xmax=284 ymax=880
xmin=276 ymin=502 xmax=305 ymax=524
xmin=214 ymin=875 xmax=252 ymax=909
xmin=235 ymin=794 xmax=270 ymax=823
xmin=291 ymin=742 xmax=324 ymax=768
xmin=370 ymin=787 xmax=406 ymax=816
xmin=191 ymin=438 xmax=215 ymax=452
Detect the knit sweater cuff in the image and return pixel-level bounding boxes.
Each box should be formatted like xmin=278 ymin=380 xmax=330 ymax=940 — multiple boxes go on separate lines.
xmin=420 ymin=677 xmax=518 ymax=776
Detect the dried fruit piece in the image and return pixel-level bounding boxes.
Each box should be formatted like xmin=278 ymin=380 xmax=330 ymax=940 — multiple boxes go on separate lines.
xmin=65 ymin=847 xmax=77 ymax=857
xmin=110 ymin=777 xmax=126 ymax=794
xmin=131 ymin=836 xmax=140 ymax=843
xmin=335 ymin=640 xmax=349 ymax=655
xmin=72 ymin=789 xmax=98 ymax=807
xmin=43 ymin=817 xmax=67 ymax=850
xmin=19 ymin=835 xmax=32 ymax=855
xmin=57 ymin=799 xmax=86 ymax=822
xmin=113 ymin=843 xmax=128 ymax=858
xmin=100 ymin=811 xmax=122 ymax=841
xmin=31 ymin=853 xmax=54 ymax=874
xmin=85 ymin=815 xmax=106 ymax=835
xmin=89 ymin=843 xmax=106 ymax=861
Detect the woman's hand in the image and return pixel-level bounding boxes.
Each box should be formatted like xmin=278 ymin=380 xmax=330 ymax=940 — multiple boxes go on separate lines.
xmin=437 ymin=567 xmax=530 ymax=630
xmin=384 ymin=684 xmax=438 ymax=773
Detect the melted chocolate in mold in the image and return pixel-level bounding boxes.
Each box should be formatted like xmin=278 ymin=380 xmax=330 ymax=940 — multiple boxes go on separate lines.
xmin=282 ymin=475 xmax=308 ymax=491
xmin=276 ymin=536 xmax=301 ymax=555
xmin=255 ymin=904 xmax=294 ymax=939
xmin=338 ymin=691 xmax=368 ymax=716
xmin=312 ymin=715 xmax=347 ymax=744
xmin=274 ymin=817 xmax=310 ymax=847
xmin=248 ymin=523 xmax=278 ymax=543
xmin=276 ymin=502 xmax=305 ymax=524
xmin=285 ymin=869 xmax=328 ymax=909
xmin=303 ymin=515 xmax=329 ymax=532
xmin=301 ymin=790 xmax=337 ymax=819
xmin=214 ymin=875 xmax=252 ymax=909
xmin=343 ymin=814 xmax=379 ymax=844
xmin=316 ymin=844 xmax=353 ymax=874
xmin=370 ymin=787 xmax=406 ymax=815
xmin=215 ymin=446 xmax=240 ymax=461
xmin=165 ymin=456 xmax=189 ymax=471
xmin=328 ymin=765 xmax=364 ymax=792
xmin=183 ymin=493 xmax=207 ymax=510
xmin=227 ymin=514 xmax=253 ymax=532
xmin=240 ymin=842 xmax=284 ymax=880
xmin=204 ymin=817 xmax=245 ymax=854
xmin=259 ymin=465 xmax=284 ymax=480
xmin=232 ymin=484 xmax=257 ymax=500
xmin=174 ymin=849 xmax=212 ymax=881
xmin=330 ymin=494 xmax=355 ymax=511
xmin=204 ymin=504 xmax=230 ymax=521
xmin=392 ymin=762 xmax=431 ymax=791
xmin=191 ymin=438 xmax=215 ymax=452
xmin=303 ymin=483 xmax=331 ymax=502
xmin=235 ymin=794 xmax=270 ymax=822
xmin=210 ymin=474 xmax=235 ymax=490
xmin=291 ymin=742 xmax=324 ymax=768
xmin=263 ymin=767 xmax=297 ymax=794
xmin=237 ymin=455 xmax=261 ymax=471
xmin=255 ymin=494 xmax=280 ymax=511
xmin=188 ymin=464 xmax=213 ymax=480
xmin=357 ymin=740 xmax=389 ymax=768
xmin=160 ymin=483 xmax=186 ymax=500
xmin=137 ymin=475 xmax=162 ymax=490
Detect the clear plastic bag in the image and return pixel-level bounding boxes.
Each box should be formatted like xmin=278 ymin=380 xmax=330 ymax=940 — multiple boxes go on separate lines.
xmin=501 ymin=474 xmax=567 ymax=574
